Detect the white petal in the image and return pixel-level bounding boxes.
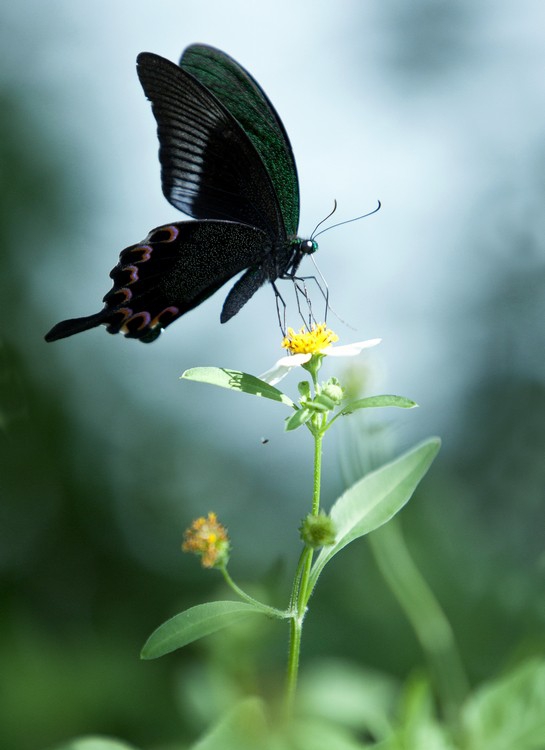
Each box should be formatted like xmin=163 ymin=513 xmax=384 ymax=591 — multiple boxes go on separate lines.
xmin=260 ymin=353 xmax=312 ymax=385
xmin=323 ymin=337 xmax=382 ymax=357
xmin=276 ymin=353 xmax=312 ymax=368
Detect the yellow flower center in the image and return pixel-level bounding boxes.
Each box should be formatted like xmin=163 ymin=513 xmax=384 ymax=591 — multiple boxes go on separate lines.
xmin=281 ymin=323 xmax=339 ymax=355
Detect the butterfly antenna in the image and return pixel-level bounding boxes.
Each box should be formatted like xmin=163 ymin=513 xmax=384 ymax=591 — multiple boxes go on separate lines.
xmin=312 ymin=200 xmax=381 ymax=240
xmin=310 ymin=200 xmax=338 ymax=240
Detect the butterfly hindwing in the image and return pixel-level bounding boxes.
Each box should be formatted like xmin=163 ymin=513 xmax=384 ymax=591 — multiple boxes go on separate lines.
xmin=45 ymin=221 xmax=270 ymax=343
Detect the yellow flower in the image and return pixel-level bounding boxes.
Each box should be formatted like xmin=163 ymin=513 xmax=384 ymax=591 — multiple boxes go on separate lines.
xmin=281 ymin=323 xmax=339 ymax=354
xmin=182 ymin=512 xmax=230 ymax=568
xmin=260 ymin=324 xmax=381 ymax=385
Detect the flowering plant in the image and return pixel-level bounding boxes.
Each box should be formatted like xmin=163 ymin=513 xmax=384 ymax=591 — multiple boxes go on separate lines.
xmin=138 ymin=324 xmax=441 ymax=745
xmin=49 ymin=321 xmax=545 ymax=750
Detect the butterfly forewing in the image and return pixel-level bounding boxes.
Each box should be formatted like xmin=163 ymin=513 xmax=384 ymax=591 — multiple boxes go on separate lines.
xmin=179 ymin=44 xmax=300 ymax=237
xmin=136 ymin=53 xmax=286 ymax=239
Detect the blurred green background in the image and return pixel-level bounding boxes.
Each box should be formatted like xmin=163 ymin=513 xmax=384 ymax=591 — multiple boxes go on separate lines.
xmin=2 ymin=1 xmax=545 ymax=748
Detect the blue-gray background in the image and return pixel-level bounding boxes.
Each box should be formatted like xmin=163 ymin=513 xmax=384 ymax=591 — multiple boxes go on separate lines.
xmin=2 ymin=1 xmax=545 ymax=748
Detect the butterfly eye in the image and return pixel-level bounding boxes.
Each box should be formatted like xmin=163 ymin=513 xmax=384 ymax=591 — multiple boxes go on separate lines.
xmin=304 ymin=240 xmax=318 ymax=254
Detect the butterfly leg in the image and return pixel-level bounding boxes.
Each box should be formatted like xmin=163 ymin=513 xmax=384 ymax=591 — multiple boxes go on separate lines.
xmin=271 ymin=282 xmax=288 ymax=336
xmin=292 ymin=277 xmax=316 ymax=330
xmin=296 ymin=266 xmax=330 ymax=324
xmin=292 ymin=270 xmax=355 ymax=332
xmin=282 ymin=270 xmax=330 ymax=328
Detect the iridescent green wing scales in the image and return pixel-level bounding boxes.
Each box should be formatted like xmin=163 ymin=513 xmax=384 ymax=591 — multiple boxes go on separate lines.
xmin=180 ymin=44 xmax=300 ymax=237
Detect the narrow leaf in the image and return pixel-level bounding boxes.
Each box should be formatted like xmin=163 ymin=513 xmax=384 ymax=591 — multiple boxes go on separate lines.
xmin=141 ymin=601 xmax=264 ymax=659
xmin=285 ymin=407 xmax=312 ymax=431
xmin=309 ymin=438 xmax=440 ymax=590
xmin=182 ymin=367 xmax=294 ymax=407
xmin=339 ymin=395 xmax=417 ymax=416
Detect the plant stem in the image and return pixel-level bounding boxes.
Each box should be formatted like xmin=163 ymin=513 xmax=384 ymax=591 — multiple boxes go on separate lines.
xmin=285 ymin=579 xmax=304 ymax=712
xmin=285 ymin=428 xmax=324 ymax=715
xmin=220 ymin=566 xmax=287 ymax=619
xmin=311 ymin=430 xmax=323 ymax=516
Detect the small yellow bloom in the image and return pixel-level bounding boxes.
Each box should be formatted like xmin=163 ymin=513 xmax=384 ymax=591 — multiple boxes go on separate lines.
xmin=281 ymin=323 xmax=339 ymax=355
xmin=182 ymin=512 xmax=230 ymax=568
xmin=260 ymin=324 xmax=381 ymax=386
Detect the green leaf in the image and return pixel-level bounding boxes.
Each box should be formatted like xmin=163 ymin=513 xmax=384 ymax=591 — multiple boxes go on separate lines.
xmin=462 ymin=658 xmax=545 ymax=750
xmin=338 ymin=394 xmax=417 ymax=416
xmin=298 ymin=380 xmax=311 ymax=398
xmin=49 ymin=738 xmax=139 ymax=750
xmin=297 ymin=659 xmax=399 ymax=739
xmin=191 ymin=698 xmax=369 ymax=750
xmin=191 ymin=697 xmax=270 ymax=750
xmin=285 ymin=407 xmax=312 ymax=431
xmin=378 ymin=675 xmax=455 ymax=750
xmin=313 ymin=392 xmax=337 ymax=411
xmin=141 ymin=601 xmax=265 ymax=659
xmin=287 ymin=718 xmax=368 ymax=750
xmin=182 ymin=367 xmax=294 ymax=407
xmin=308 ymin=438 xmax=440 ymax=590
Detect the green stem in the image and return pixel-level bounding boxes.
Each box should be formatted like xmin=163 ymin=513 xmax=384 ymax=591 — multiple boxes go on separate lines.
xmin=369 ymin=518 xmax=469 ymax=722
xmin=289 ymin=545 xmax=310 ymax=612
xmin=285 ymin=428 xmax=324 ymax=715
xmin=220 ymin=566 xmax=287 ymax=619
xmin=311 ymin=430 xmax=323 ymax=516
xmin=285 ymin=554 xmax=308 ymax=712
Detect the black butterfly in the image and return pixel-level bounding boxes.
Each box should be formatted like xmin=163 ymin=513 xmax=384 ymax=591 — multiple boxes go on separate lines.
xmin=45 ymin=44 xmax=318 ymax=344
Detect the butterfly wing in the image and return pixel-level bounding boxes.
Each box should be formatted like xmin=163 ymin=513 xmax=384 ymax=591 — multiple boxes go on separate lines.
xmin=45 ymin=221 xmax=270 ymax=343
xmin=179 ymin=44 xmax=300 ymax=238
xmin=45 ymin=47 xmax=303 ymax=345
xmin=137 ymin=52 xmax=288 ymax=240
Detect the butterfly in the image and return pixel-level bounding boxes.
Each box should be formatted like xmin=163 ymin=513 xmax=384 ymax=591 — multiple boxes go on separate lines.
xmin=45 ymin=43 xmax=318 ymax=344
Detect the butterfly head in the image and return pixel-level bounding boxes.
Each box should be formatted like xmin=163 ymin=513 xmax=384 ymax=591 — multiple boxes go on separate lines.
xmin=299 ymin=238 xmax=318 ymax=256
xmin=290 ymin=237 xmax=318 ymax=258
xmin=286 ymin=237 xmax=318 ymax=277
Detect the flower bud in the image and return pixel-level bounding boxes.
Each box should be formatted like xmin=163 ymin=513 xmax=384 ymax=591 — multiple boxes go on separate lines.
xmin=299 ymin=512 xmax=337 ymax=549
xmin=321 ymin=378 xmax=344 ymax=405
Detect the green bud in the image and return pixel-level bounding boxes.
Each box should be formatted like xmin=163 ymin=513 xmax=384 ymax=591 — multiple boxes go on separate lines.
xmin=299 ymin=512 xmax=337 ymax=549
xmin=321 ymin=379 xmax=344 ymax=405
